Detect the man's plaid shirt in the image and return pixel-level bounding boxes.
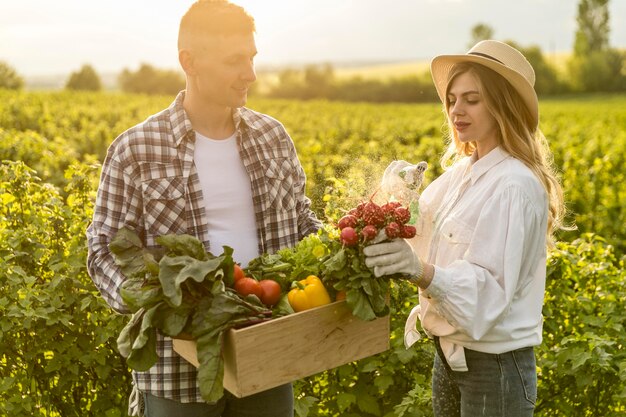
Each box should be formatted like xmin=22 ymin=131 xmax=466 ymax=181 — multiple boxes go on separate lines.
xmin=86 ymin=91 xmax=321 ymax=403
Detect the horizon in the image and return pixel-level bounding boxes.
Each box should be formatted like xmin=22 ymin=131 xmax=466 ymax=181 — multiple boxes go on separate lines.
xmin=2 ymin=0 xmax=625 ymax=81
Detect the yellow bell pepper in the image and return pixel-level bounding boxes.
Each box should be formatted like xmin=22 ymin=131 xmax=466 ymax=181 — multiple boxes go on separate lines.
xmin=287 ymin=275 xmax=331 ymax=312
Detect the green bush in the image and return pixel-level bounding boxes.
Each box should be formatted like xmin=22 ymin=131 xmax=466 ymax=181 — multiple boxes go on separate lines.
xmin=66 ymin=65 xmax=102 ymax=92
xmin=0 ymin=92 xmax=625 ymax=415
xmin=0 ymin=161 xmax=131 ymax=416
xmin=267 ymin=64 xmax=438 ymax=103
xmin=0 ymin=61 xmax=23 ymax=90
xmin=294 ymin=281 xmax=433 ymax=417
xmin=0 ymin=128 xmax=81 ymax=189
xmin=118 ymin=63 xmax=185 ymax=96
xmin=537 ymin=235 xmax=626 ymax=416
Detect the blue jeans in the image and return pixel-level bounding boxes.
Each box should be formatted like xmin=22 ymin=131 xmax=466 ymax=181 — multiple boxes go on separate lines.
xmin=432 ymin=338 xmax=537 ymax=417
xmin=142 ymin=384 xmax=293 ymax=417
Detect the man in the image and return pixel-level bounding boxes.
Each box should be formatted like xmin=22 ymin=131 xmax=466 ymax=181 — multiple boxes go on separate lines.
xmin=86 ymin=1 xmax=321 ymax=415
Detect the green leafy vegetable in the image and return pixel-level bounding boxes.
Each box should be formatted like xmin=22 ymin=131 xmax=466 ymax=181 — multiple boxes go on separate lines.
xmin=109 ymin=227 xmax=270 ymax=403
xmin=245 ymin=227 xmax=391 ymax=322
xmin=322 ymin=238 xmax=391 ymax=321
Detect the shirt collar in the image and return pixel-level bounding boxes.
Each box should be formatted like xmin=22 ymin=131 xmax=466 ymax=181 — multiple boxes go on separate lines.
xmin=468 ymin=146 xmax=510 ymax=184
xmin=233 ymin=106 xmax=262 ymax=132
xmin=168 ymin=91 xmax=261 ymax=147
xmin=169 ymin=91 xmax=195 ymax=147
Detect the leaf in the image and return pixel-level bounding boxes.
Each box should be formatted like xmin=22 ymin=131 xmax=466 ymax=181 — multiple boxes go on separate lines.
xmin=158 ymin=255 xmax=223 ymax=307
xmin=196 ymin=331 xmax=225 ymax=403
xmin=356 ymin=392 xmax=381 ymax=416
xmin=154 ymin=303 xmax=191 ymax=337
xmin=218 ymin=246 xmax=235 ymax=287
xmin=156 ymin=233 xmax=208 ymax=260
xmin=117 ymin=304 xmax=161 ymax=371
xmin=116 ymin=309 xmax=145 ymax=358
xmin=294 ymin=396 xmax=318 ymax=417
xmin=336 ymin=392 xmax=356 ymax=412
xmin=273 ymin=294 xmax=295 ymax=317
xmin=108 ymin=227 xmax=149 ymax=278
xmin=361 ymin=359 xmax=384 ymax=372
xmin=369 ymin=278 xmax=390 ymax=316
xmin=571 ymin=351 xmax=592 ymax=370
xmin=347 ymin=289 xmax=376 ymax=321
xmin=394 ymin=347 xmax=416 ymax=364
xmin=192 ymin=282 xmax=268 ymax=338
xmin=361 ymin=277 xmax=374 ymax=296
xmin=132 ymin=303 xmax=161 ymax=351
xmin=322 ymin=247 xmax=347 ymax=273
xmin=187 ymin=282 xmax=272 ymax=402
xmin=374 ymin=374 xmax=394 ymax=391
xmin=120 ymin=278 xmax=162 ymax=312
xmin=126 ymin=328 xmax=158 ymax=372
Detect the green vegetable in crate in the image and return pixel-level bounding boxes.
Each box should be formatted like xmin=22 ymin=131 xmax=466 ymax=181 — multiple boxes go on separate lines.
xmin=109 ymin=227 xmax=272 ymax=403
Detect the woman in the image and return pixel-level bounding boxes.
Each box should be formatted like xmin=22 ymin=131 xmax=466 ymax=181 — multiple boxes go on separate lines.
xmin=364 ymin=40 xmax=566 ymax=416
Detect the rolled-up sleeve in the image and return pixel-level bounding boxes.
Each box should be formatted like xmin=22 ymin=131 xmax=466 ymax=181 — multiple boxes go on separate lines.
xmin=423 ymin=184 xmax=546 ymax=340
xmin=87 ymin=151 xmax=143 ymax=314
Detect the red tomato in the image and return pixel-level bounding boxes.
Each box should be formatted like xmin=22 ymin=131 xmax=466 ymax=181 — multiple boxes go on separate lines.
xmin=335 ymin=290 xmax=347 ymax=301
xmin=233 ymin=264 xmax=245 ymax=282
xmin=258 ymin=280 xmax=282 ymax=306
xmin=234 ymin=277 xmax=263 ymax=299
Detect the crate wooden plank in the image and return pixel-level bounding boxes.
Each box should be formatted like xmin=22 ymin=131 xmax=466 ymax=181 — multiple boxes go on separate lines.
xmin=173 ymin=300 xmax=389 ymax=397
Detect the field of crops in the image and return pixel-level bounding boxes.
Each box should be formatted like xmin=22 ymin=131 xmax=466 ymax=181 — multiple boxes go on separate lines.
xmin=1 ymin=90 xmax=625 ymax=416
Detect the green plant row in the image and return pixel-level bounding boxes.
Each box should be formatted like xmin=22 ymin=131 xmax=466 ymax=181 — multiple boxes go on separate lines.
xmin=1 ymin=90 xmax=625 ymax=415
xmin=1 ymin=90 xmax=624 ymax=252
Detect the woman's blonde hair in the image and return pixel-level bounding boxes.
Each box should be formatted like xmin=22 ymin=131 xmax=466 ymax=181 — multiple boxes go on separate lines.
xmin=441 ymin=62 xmax=568 ymax=246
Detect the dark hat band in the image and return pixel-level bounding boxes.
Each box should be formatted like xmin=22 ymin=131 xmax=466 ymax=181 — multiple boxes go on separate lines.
xmin=468 ymin=51 xmax=505 ymax=65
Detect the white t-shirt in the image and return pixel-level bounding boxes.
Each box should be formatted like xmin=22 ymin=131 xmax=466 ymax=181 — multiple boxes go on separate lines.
xmin=193 ymin=132 xmax=259 ymax=266
xmin=408 ymin=146 xmax=548 ymax=371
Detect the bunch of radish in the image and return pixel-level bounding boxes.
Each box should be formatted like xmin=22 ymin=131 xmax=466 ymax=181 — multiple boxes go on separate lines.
xmin=336 ymin=201 xmax=416 ymax=247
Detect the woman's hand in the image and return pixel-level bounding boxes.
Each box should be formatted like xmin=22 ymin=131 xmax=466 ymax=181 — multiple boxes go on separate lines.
xmin=363 ymin=238 xmax=422 ymax=278
xmin=363 ymin=235 xmax=434 ymax=288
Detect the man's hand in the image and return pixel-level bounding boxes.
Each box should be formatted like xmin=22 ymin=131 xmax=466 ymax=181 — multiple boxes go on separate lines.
xmin=363 ymin=237 xmax=423 ymax=279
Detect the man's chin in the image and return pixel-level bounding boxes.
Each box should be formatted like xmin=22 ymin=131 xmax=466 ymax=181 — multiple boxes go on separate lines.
xmin=232 ymin=94 xmax=248 ymax=108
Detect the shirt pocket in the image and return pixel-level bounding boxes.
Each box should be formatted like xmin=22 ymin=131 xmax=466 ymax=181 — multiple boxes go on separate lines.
xmin=440 ymin=215 xmax=473 ymax=245
xmin=262 ymin=158 xmax=297 ymax=211
xmin=141 ymin=176 xmax=186 ymax=237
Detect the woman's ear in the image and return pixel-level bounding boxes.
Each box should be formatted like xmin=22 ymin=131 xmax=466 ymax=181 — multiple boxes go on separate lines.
xmin=179 ymin=49 xmax=195 ymax=76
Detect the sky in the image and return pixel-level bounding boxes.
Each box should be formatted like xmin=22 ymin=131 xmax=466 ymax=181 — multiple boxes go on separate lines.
xmin=1 ymin=0 xmax=626 ymax=78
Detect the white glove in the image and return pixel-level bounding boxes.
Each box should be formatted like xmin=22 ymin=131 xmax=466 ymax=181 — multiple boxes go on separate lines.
xmin=380 ymin=160 xmax=428 ymax=205
xmin=363 ymin=237 xmax=423 ymax=279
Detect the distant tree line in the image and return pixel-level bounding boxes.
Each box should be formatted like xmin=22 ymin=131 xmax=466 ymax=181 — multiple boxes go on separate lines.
xmin=264 ymin=0 xmax=624 ymax=102
xmin=0 ymin=61 xmax=24 ymax=90
xmin=66 ymin=64 xmax=101 ymax=91
xmin=118 ymin=63 xmax=185 ymax=95
xmin=1 ymin=0 xmax=623 ymax=100
xmin=265 ymin=64 xmax=439 ymax=103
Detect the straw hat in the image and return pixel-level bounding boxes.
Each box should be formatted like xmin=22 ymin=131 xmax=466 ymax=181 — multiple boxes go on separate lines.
xmin=430 ymin=40 xmax=538 ymax=129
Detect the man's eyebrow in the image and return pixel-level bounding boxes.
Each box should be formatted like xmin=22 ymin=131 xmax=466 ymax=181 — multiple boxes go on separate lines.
xmin=227 ymin=50 xmax=258 ymax=59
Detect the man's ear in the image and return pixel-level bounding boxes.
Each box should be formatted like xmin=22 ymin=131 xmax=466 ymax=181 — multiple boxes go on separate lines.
xmin=179 ymin=49 xmax=195 ymax=76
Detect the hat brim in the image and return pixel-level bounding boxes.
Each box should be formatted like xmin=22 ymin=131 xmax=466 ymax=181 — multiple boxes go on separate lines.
xmin=430 ymin=54 xmax=539 ymax=129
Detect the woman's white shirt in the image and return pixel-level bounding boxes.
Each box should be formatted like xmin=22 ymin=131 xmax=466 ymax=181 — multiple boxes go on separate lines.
xmin=407 ymin=146 xmax=548 ymax=371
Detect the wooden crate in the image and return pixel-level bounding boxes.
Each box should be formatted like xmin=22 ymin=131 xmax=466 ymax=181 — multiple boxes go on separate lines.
xmin=173 ymin=300 xmax=390 ymax=398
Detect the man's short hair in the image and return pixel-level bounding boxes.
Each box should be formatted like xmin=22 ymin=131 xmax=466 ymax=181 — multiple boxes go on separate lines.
xmin=178 ymin=0 xmax=255 ymax=51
